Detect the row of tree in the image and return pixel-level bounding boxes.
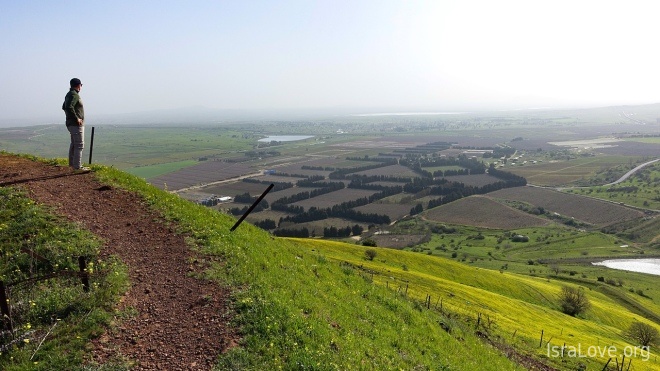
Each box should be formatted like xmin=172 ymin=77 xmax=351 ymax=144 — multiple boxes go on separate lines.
xmin=242 ymin=178 xmax=293 ymax=191
xmin=273 ymin=227 xmax=310 ymax=238
xmin=323 ymin=224 xmax=363 ymax=237
xmin=279 ymin=204 xmax=390 ymax=225
xmin=301 ymin=165 xmax=336 ymax=171
xmin=271 ymin=182 xmax=345 ymax=205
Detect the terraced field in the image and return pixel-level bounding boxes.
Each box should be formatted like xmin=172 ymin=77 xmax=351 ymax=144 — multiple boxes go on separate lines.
xmin=423 ymin=195 xmax=551 ymax=228
xmin=488 ymin=187 xmax=644 ymax=227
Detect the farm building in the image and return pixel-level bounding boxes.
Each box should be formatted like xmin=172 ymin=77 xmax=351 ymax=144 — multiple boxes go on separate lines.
xmin=198 ymin=195 xmax=232 ymax=206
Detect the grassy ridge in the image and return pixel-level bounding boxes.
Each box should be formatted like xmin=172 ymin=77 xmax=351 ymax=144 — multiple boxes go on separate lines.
xmin=94 ymin=166 xmax=520 ymax=370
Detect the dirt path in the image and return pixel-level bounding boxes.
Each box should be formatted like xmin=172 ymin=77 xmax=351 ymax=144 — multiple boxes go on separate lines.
xmin=0 ymin=154 xmax=236 ymax=370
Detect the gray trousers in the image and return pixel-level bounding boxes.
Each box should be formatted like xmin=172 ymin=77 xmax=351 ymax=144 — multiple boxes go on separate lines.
xmin=67 ymin=125 xmax=84 ymax=169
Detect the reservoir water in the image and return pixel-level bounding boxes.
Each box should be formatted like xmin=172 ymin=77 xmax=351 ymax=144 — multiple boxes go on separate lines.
xmin=592 ymin=259 xmax=660 ymax=276
xmin=258 ymin=135 xmax=314 ymax=142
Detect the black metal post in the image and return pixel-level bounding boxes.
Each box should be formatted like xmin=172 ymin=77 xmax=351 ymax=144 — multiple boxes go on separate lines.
xmin=0 ymin=281 xmax=11 ymax=331
xmin=78 ymin=256 xmax=90 ymax=292
xmin=230 ymin=183 xmax=274 ymax=232
xmin=88 ymin=126 xmax=95 ymax=165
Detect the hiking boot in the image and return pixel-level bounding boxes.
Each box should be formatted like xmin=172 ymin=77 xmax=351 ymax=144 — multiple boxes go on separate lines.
xmin=74 ymin=166 xmax=91 ymax=173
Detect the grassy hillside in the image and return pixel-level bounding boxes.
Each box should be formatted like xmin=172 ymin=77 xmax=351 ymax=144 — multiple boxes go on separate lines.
xmin=3 ymin=158 xmax=659 ymax=370
xmin=98 ymin=166 xmax=660 ymax=370
xmin=92 ymin=166 xmax=520 ymax=370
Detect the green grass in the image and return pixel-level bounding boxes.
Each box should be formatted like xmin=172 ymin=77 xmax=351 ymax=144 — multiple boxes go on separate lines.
xmin=624 ymin=137 xmax=660 ymax=144
xmin=0 ymin=186 xmax=129 ymax=371
xmin=0 ymin=125 xmax=256 ymax=171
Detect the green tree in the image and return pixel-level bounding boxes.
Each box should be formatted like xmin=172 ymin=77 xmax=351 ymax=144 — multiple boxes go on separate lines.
xmin=559 ymin=286 xmax=590 ymax=316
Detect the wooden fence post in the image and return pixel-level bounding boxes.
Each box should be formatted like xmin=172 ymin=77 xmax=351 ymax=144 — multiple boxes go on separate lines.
xmin=0 ymin=281 xmax=12 ymax=332
xmin=539 ymin=329 xmax=544 ymax=347
xmin=78 ymin=256 xmax=90 ymax=292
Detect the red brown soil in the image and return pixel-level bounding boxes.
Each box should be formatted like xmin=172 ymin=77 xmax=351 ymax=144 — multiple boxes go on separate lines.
xmin=0 ymin=154 xmax=237 ymax=370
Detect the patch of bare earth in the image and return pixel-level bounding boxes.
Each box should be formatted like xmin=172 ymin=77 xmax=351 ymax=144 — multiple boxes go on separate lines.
xmin=0 ymin=154 xmax=237 ymax=370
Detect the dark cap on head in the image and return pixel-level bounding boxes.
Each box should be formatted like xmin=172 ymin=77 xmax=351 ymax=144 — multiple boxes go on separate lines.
xmin=70 ymin=78 xmax=82 ymax=87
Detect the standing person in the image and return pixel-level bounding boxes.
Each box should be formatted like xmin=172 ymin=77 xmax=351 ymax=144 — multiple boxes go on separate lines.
xmin=62 ymin=78 xmax=89 ymax=171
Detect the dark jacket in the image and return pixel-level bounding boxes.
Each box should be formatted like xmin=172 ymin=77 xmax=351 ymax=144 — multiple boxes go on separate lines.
xmin=62 ymin=88 xmax=84 ymax=126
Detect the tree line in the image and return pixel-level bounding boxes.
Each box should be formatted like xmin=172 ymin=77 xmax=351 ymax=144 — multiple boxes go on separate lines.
xmin=242 ymin=178 xmax=293 ymax=191
xmin=323 ymin=224 xmax=363 ymax=238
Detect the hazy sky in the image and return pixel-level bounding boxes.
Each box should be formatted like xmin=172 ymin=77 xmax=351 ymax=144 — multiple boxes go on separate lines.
xmin=2 ymin=0 xmax=660 ymax=122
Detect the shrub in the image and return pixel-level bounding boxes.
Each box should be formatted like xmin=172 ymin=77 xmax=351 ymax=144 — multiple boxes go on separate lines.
xmin=559 ymin=286 xmax=590 ymax=316
xmin=364 ymin=249 xmax=377 ymax=261
xmin=510 ymin=235 xmax=529 ymax=242
xmin=362 ymin=239 xmax=377 ymax=247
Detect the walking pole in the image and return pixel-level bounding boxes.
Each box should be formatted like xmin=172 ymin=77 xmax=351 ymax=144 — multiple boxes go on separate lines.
xmin=230 ymin=183 xmax=274 ymax=232
xmin=88 ymin=126 xmax=95 ymax=165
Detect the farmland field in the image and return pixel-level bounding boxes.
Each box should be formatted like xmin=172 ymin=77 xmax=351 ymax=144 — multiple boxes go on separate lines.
xmin=127 ymin=159 xmax=198 ymax=179
xmin=150 ymin=160 xmax=255 ymax=190
xmin=506 ymin=156 xmax=640 ymax=186
xmin=195 ymin=180 xmax=273 ymax=197
xmin=263 ymin=186 xmax=321 ymax=204
xmin=353 ymin=203 xmax=412 ymax=221
xmin=352 ymin=164 xmax=421 ymax=178
xmin=440 ymin=174 xmax=502 ymax=187
xmin=278 ymin=217 xmax=368 ymax=237
xmin=244 ymin=209 xmax=292 ymax=223
xmin=291 ymin=188 xmax=379 ymax=210
xmin=423 ymin=195 xmax=551 ymax=229
xmin=488 ymin=187 xmax=644 ymax=227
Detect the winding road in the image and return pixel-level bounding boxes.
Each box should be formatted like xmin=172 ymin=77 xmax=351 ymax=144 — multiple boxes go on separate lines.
xmin=603 ymin=158 xmax=659 ymax=186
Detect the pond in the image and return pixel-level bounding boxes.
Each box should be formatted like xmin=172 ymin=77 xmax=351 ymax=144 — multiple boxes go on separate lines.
xmin=592 ymin=259 xmax=660 ymax=276
xmin=258 ymin=135 xmax=314 ymax=142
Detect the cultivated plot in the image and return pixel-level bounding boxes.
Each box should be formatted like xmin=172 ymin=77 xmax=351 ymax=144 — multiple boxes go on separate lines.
xmin=488 ymin=187 xmax=644 ymax=227
xmin=353 ymin=203 xmax=412 ymax=222
xmin=424 ymin=195 xmax=551 ymax=229
xmin=292 ymin=188 xmax=379 ymax=210
xmin=150 ymin=161 xmax=254 ymax=190
xmin=352 ymin=164 xmax=421 ymax=178
xmin=440 ymin=174 xmax=502 ymax=187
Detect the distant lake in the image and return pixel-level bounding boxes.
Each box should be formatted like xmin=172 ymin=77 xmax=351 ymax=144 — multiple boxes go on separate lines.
xmin=592 ymin=259 xmax=660 ymax=276
xmin=258 ymin=135 xmax=314 ymax=142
